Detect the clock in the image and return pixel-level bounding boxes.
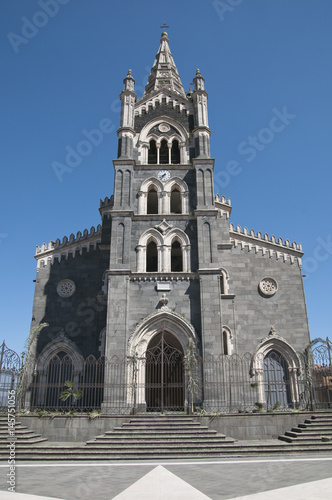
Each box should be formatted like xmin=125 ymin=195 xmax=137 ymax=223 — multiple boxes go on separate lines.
xmin=158 ymin=170 xmax=171 ymax=182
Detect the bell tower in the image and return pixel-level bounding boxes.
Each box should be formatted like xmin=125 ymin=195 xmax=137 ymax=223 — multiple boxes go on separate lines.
xmin=103 ymin=31 xmax=224 ymax=411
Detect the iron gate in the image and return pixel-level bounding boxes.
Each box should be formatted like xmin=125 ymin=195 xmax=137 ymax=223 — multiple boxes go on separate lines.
xmin=0 ymin=342 xmax=21 ymax=411
xmin=145 ymin=331 xmax=185 ymax=411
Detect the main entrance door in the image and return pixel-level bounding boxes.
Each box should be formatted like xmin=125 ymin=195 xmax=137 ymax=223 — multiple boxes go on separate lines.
xmin=145 ymin=331 xmax=184 ymax=412
xmin=263 ymin=350 xmax=291 ymax=409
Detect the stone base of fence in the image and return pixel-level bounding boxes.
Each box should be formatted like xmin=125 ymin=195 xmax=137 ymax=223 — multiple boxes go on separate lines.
xmin=11 ymin=411 xmax=331 ymax=442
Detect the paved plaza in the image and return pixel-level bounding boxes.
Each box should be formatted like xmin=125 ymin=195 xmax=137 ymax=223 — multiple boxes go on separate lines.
xmin=1 ymin=455 xmax=332 ymax=499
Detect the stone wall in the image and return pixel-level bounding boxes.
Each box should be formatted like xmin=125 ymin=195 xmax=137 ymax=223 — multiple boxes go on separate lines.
xmin=19 ymin=412 xmax=317 ymax=443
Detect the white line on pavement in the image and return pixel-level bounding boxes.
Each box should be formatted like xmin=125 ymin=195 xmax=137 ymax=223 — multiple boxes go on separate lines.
xmin=1 ymin=456 xmax=332 ymax=468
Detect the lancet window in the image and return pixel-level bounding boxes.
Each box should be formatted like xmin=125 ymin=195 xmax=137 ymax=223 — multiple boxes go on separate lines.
xmin=146 ymin=240 xmax=158 ymax=272
xmin=137 ymin=229 xmax=190 ymax=273
xmin=147 ymin=187 xmax=158 ymax=214
xmin=147 ymin=138 xmax=182 ymax=165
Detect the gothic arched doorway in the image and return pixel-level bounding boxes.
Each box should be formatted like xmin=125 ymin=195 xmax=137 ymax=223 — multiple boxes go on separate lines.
xmin=263 ymin=350 xmax=291 ymax=409
xmin=145 ymin=330 xmax=184 ymax=412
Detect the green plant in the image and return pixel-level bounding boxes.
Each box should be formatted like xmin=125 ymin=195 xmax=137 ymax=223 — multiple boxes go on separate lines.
xmin=59 ymin=381 xmax=82 ymax=403
xmin=34 ymin=409 xmax=62 ymax=419
xmin=17 ymin=323 xmax=49 ymax=409
xmin=253 ymin=402 xmax=265 ymax=413
xmin=194 ymin=407 xmax=207 ymax=415
xmin=17 ymin=409 xmax=31 ymax=415
xmin=272 ymin=401 xmax=281 ymax=411
xmin=88 ymin=409 xmax=101 ymax=420
xmin=62 ymin=409 xmax=79 ymax=417
xmin=250 ymin=382 xmax=259 ymax=388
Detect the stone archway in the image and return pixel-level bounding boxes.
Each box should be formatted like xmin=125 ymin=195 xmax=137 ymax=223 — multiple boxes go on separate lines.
xmin=250 ymin=331 xmax=301 ymax=408
xmin=127 ymin=309 xmax=199 ymax=412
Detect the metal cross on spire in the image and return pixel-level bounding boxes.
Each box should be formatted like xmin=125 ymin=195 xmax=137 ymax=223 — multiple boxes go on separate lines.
xmin=160 ymin=22 xmax=169 ymax=29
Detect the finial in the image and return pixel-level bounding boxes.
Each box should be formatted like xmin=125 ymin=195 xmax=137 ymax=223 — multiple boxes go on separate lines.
xmin=269 ymin=326 xmax=276 ymax=336
xmin=161 ymin=31 xmax=168 ymax=38
xmin=196 ymin=68 xmax=202 ymax=76
xmin=123 ymin=69 xmax=135 ymax=91
xmin=160 ymin=293 xmax=168 ymax=306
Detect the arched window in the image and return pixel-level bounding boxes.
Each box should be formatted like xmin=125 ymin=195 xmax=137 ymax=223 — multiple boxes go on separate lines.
xmin=171 ymin=240 xmax=183 ymax=272
xmin=171 ymin=139 xmax=180 ymax=164
xmin=147 ymin=188 xmax=158 ymax=214
xmin=222 ymin=331 xmax=229 ymax=355
xmin=220 ymin=275 xmax=225 ymax=295
xmin=148 ymin=139 xmax=157 ymax=164
xmin=220 ymin=269 xmax=229 ymax=295
xmin=45 ymin=352 xmax=74 ymax=409
xmin=160 ymin=139 xmax=169 ymax=164
xmin=147 ymin=241 xmax=158 ymax=272
xmin=170 ymin=188 xmax=181 ymax=214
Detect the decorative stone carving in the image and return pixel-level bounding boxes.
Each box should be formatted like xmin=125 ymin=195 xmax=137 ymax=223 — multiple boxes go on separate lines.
xmin=57 ymin=279 xmax=76 ymax=298
xmin=158 ymin=123 xmax=171 ymax=133
xmin=156 ymin=219 xmax=173 ymax=235
xmin=259 ymin=277 xmax=278 ymax=297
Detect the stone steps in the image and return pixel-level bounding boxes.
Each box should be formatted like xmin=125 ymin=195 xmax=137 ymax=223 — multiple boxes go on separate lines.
xmin=88 ymin=435 xmax=227 ymax=442
xmin=287 ymin=428 xmax=332 ymax=435
xmin=1 ymin=413 xmax=332 ymax=460
xmin=0 ymin=416 xmax=48 ymax=445
xmin=2 ymin=441 xmax=332 ymax=461
xmin=279 ymin=413 xmax=332 ymax=445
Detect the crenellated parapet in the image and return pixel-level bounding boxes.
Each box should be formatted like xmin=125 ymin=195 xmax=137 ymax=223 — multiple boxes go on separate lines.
xmin=135 ymin=93 xmax=192 ymax=118
xmin=99 ymin=195 xmax=114 ymax=219
xmin=228 ymin=223 xmax=303 ymax=264
xmin=35 ymin=225 xmax=102 ymax=268
xmin=215 ymin=194 xmax=232 ymax=219
xmin=100 ymin=195 xmax=114 ymax=209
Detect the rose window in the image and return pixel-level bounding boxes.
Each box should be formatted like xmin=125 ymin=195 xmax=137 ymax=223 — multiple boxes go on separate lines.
xmin=57 ymin=279 xmax=76 ymax=298
xmin=259 ymin=277 xmax=278 ymax=297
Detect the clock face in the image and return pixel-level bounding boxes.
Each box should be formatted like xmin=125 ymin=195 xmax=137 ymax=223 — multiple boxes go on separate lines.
xmin=158 ymin=170 xmax=171 ymax=182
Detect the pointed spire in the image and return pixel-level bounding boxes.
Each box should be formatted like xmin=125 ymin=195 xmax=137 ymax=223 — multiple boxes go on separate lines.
xmin=193 ymin=68 xmax=205 ymax=91
xmin=143 ymin=32 xmax=186 ymax=97
xmin=123 ymin=69 xmax=135 ymax=92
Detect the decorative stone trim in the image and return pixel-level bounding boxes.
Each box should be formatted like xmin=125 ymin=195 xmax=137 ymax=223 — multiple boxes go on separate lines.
xmin=130 ymin=274 xmax=197 ymax=282
xmin=259 ymin=277 xmax=278 ymax=297
xmin=134 ymin=94 xmax=192 ymax=117
xmin=159 ymin=123 xmax=171 ymax=132
xmin=214 ymin=194 xmax=232 ymax=219
xmin=229 ymin=223 xmax=302 ymax=253
xmin=35 ymin=225 xmax=102 ymax=268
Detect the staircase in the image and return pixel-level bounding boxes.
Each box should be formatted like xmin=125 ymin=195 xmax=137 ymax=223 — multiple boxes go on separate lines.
xmin=279 ymin=413 xmax=332 ymax=447
xmin=1 ymin=414 xmax=332 ymax=460
xmin=0 ymin=416 xmax=48 ymax=447
xmin=85 ymin=416 xmax=235 ymax=458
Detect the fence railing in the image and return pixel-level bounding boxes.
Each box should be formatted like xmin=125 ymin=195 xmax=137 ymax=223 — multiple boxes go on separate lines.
xmin=1 ymin=340 xmax=331 ymax=414
xmin=0 ymin=342 xmax=22 ymax=410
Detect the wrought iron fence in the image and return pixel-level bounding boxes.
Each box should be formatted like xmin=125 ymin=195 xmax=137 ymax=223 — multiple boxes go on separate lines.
xmin=0 ymin=342 xmax=22 ymax=411
xmin=311 ymin=341 xmax=332 ymax=409
xmin=1 ymin=339 xmax=331 ymax=414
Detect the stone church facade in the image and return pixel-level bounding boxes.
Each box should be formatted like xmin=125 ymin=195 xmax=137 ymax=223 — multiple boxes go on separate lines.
xmin=29 ymin=33 xmax=310 ymax=413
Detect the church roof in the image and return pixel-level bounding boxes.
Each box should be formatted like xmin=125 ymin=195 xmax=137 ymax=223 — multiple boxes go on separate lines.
xmin=143 ymin=32 xmax=186 ymax=98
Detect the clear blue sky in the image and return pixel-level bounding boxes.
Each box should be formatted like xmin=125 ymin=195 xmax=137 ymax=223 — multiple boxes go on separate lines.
xmin=1 ymin=0 xmax=331 ymax=355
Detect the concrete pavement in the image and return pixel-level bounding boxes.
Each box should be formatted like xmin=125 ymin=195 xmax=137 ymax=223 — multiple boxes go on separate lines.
xmin=0 ymin=456 xmax=331 ymax=499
